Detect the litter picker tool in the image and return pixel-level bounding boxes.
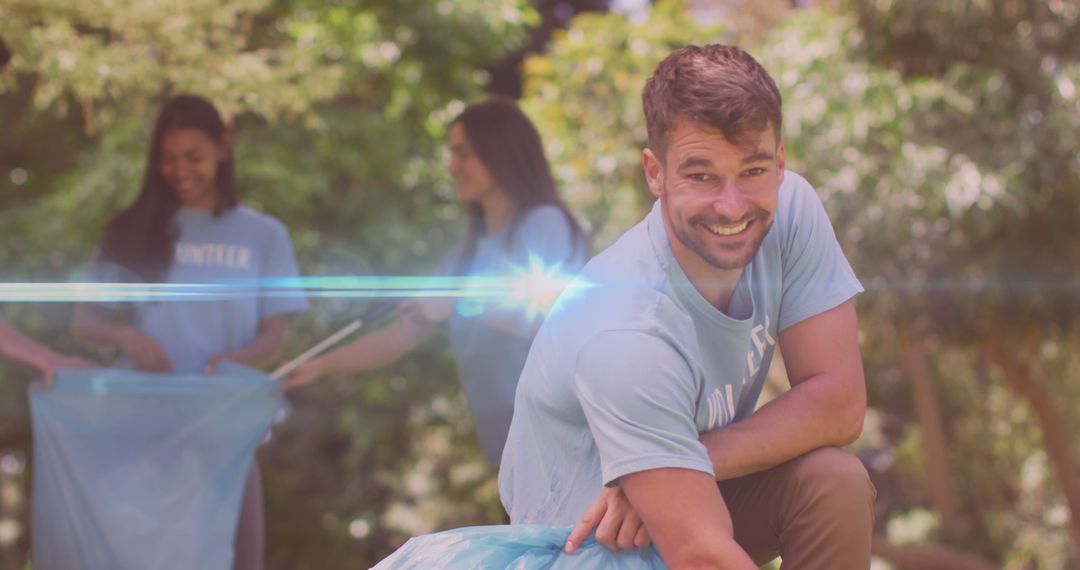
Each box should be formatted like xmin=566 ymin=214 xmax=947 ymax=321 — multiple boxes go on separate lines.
xmin=269 ymin=301 xmax=399 ymax=380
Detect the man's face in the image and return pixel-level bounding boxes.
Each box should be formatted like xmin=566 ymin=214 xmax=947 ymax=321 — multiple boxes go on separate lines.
xmin=644 ymin=117 xmax=784 ymax=275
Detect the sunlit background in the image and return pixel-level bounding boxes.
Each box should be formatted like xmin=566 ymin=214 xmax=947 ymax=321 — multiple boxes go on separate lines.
xmin=1 ymin=0 xmax=1078 ymax=568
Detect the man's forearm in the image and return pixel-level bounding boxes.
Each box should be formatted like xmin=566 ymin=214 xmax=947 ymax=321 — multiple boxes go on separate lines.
xmin=702 ymin=372 xmax=864 ymax=480
xmin=621 ymin=467 xmax=758 ymax=570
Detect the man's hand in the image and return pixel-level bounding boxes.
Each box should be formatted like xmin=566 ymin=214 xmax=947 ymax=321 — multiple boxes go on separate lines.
xmin=565 ymin=487 xmax=651 ymax=554
xmin=118 ymin=329 xmax=173 ymax=372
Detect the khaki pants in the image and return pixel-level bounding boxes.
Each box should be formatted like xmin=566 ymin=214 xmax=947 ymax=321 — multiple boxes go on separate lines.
xmin=719 ymin=447 xmax=876 ymax=570
xmin=234 ymin=461 xmax=265 ymax=570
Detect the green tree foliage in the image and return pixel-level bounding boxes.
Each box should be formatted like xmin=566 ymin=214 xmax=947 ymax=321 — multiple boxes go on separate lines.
xmin=0 ymin=0 xmax=535 ymax=125
xmin=760 ymin=8 xmax=1079 ymax=566
xmin=0 ymin=0 xmax=340 ymax=128
xmin=0 ymin=0 xmax=536 ymax=567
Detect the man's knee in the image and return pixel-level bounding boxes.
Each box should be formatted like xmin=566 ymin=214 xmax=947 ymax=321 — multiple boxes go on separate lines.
xmin=785 ymin=447 xmax=875 ymax=518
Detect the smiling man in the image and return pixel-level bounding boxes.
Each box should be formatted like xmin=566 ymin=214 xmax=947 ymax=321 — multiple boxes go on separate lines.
xmin=499 ymin=45 xmax=874 ymax=569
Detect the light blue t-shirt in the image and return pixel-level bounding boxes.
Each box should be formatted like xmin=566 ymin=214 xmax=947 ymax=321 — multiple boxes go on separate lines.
xmin=499 ymin=171 xmax=862 ymax=525
xmin=91 ymin=206 xmax=309 ymax=372
xmin=447 ymin=205 xmax=587 ymax=465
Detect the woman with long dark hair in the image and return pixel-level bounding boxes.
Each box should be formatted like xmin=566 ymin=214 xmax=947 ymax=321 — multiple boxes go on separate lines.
xmin=71 ymin=94 xmax=308 ymax=570
xmin=284 ymin=98 xmax=588 ymax=466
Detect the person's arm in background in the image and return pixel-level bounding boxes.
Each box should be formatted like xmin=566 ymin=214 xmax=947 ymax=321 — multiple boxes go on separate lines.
xmin=396 ymin=294 xmax=542 ymax=339
xmin=204 ymin=314 xmax=290 ymax=372
xmin=467 ymin=301 xmax=544 ymax=339
xmin=282 ymin=309 xmax=435 ymax=390
xmin=69 ymin=252 xmax=173 ymax=372
xmin=230 ymin=218 xmax=309 ymax=376
xmin=70 ymin=303 xmax=172 ymax=372
xmin=1 ymin=317 xmax=99 ymax=387
xmin=467 ymin=265 xmax=576 ymax=338
xmin=426 ymin=207 xmax=586 ymax=340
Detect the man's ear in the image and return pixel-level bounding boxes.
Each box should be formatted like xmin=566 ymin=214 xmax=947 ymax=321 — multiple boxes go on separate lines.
xmin=643 ymin=147 xmax=664 ymax=199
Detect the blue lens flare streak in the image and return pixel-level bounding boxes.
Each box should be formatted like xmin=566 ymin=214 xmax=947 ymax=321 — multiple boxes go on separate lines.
xmin=0 ymin=255 xmax=591 ymax=318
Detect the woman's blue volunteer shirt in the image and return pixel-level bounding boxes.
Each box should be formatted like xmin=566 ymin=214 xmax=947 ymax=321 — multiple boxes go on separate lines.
xmin=447 ymin=205 xmax=587 ymax=465
xmin=90 ymin=206 xmax=309 ymax=372
xmin=499 ymin=171 xmax=863 ymax=525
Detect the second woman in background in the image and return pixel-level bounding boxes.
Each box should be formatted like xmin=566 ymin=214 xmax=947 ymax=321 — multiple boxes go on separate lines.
xmin=284 ymin=98 xmax=588 ymax=466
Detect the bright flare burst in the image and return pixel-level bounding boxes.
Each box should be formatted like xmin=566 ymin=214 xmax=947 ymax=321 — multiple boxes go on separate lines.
xmin=505 ymin=254 xmax=585 ymax=320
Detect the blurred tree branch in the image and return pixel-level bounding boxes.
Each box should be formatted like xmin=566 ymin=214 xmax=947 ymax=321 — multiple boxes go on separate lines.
xmin=0 ymin=36 xmax=11 ymax=71
xmin=871 ymin=536 xmax=998 ymax=570
xmin=900 ymin=325 xmax=963 ymax=537
xmin=985 ymin=333 xmax=1080 ymax=558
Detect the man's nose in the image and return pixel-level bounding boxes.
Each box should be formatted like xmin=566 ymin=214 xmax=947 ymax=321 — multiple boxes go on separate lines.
xmin=711 ymin=181 xmax=749 ymax=221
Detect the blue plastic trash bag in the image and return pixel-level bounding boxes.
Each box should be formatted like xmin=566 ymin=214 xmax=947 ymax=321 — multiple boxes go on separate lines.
xmin=29 ymin=363 xmax=281 ymax=570
xmin=372 ymin=524 xmax=667 ymax=569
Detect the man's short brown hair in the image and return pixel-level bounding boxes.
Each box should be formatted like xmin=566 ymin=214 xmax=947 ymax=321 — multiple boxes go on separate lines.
xmin=643 ymin=44 xmax=782 ymax=156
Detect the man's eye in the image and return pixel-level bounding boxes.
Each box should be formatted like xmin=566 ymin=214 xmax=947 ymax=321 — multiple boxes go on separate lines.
xmin=688 ymin=173 xmax=711 ymax=182
xmin=744 ymin=168 xmax=766 ymax=177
